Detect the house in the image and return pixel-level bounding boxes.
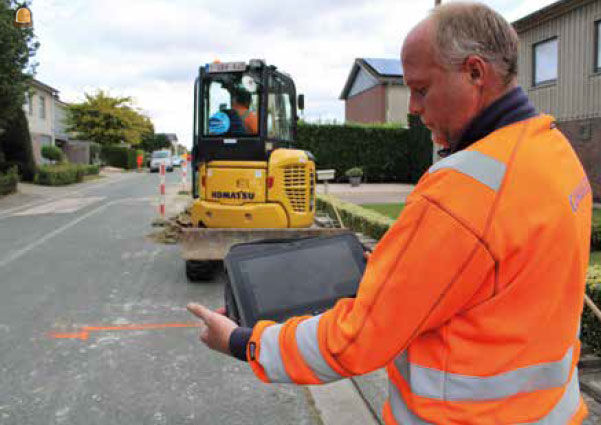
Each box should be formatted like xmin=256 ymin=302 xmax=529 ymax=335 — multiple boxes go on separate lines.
xmin=53 ymin=98 xmax=69 ymax=146
xmin=164 ymin=133 xmax=178 ymax=151
xmin=339 ymin=58 xmax=409 ymax=127
xmin=23 ymin=79 xmax=59 ymax=164
xmin=23 ymin=79 xmax=94 ymax=164
xmin=53 ymin=98 xmax=91 ymax=164
xmin=513 ymin=0 xmax=601 ymax=200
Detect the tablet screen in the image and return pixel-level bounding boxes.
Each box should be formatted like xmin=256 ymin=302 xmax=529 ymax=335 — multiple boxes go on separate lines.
xmin=237 ymin=240 xmax=362 ymax=316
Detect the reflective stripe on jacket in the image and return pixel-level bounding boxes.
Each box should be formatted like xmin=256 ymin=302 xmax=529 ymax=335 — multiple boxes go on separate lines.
xmin=248 ymin=115 xmax=592 ymax=424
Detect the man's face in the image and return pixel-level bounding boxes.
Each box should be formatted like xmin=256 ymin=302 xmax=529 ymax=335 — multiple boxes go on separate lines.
xmin=401 ymin=20 xmax=481 ymax=147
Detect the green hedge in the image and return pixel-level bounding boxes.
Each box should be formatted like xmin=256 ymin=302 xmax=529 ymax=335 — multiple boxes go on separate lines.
xmin=77 ymin=164 xmax=100 ymax=176
xmin=583 ymin=268 xmax=601 ymax=355
xmin=35 ymin=164 xmax=84 ymax=186
xmin=100 ymin=145 xmax=138 ymax=169
xmin=317 ymin=194 xmax=394 ymax=240
xmin=0 ymin=166 xmax=18 ymax=196
xmin=297 ymin=117 xmax=432 ymax=184
xmin=318 ymin=194 xmax=601 ymax=356
xmin=592 ymin=208 xmax=601 ymax=250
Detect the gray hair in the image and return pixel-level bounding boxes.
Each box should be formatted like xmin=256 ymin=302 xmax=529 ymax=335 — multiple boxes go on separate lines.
xmin=430 ymin=2 xmax=518 ymax=85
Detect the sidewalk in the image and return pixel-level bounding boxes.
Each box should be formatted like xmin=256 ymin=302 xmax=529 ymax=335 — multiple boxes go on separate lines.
xmin=317 ymin=182 xmax=414 ymax=205
xmin=0 ymin=168 xmax=131 ymax=214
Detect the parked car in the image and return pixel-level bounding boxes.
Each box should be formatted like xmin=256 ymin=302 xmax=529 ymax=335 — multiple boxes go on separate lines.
xmin=150 ymin=150 xmax=173 ymax=172
xmin=172 ymin=156 xmax=183 ymax=167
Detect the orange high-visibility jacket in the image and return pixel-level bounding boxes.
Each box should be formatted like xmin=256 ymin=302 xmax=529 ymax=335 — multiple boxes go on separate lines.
xmin=248 ymin=115 xmax=592 ymax=424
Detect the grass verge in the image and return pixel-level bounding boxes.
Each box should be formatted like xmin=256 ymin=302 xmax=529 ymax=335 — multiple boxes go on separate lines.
xmin=360 ymin=203 xmax=405 ymax=219
xmin=83 ymin=174 xmax=104 ymax=183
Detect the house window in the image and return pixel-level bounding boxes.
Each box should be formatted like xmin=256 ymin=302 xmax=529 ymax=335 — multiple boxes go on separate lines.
xmin=39 ymin=95 xmax=46 ymax=119
xmin=595 ymin=21 xmax=601 ymax=72
xmin=24 ymin=93 xmax=33 ymax=115
xmin=533 ymin=37 xmax=558 ymax=86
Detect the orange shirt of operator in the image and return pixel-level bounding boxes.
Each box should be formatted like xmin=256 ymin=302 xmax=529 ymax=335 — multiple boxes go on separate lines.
xmin=232 ymin=102 xmax=258 ymax=134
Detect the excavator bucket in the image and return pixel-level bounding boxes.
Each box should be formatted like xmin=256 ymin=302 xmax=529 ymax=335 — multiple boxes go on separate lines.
xmin=180 ymin=227 xmax=350 ymax=261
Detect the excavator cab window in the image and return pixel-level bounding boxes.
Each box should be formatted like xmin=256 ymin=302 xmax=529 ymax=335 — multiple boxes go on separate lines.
xmin=203 ymin=72 xmax=261 ymax=137
xmin=266 ymin=73 xmax=294 ymax=142
xmin=194 ymin=62 xmax=299 ymax=165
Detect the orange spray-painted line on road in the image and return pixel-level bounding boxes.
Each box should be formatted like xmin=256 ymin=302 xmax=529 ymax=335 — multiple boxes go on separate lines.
xmin=50 ymin=331 xmax=90 ymax=340
xmin=48 ymin=322 xmax=202 ymax=341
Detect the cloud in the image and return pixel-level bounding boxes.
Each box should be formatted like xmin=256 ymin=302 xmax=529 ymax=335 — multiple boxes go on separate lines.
xmin=30 ymin=0 xmax=558 ymax=147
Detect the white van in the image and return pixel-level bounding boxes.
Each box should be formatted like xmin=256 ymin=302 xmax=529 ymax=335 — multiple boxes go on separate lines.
xmin=150 ymin=150 xmax=173 ymax=173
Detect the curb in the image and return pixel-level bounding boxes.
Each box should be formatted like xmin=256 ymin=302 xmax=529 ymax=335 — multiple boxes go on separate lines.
xmin=307 ymin=380 xmax=379 ymax=425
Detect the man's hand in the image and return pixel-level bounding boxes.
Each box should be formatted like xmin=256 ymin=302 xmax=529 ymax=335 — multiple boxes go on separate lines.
xmin=187 ymin=303 xmax=238 ymax=355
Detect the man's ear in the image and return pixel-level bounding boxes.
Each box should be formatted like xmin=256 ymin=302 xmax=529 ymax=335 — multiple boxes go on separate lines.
xmin=464 ymin=55 xmax=486 ymax=86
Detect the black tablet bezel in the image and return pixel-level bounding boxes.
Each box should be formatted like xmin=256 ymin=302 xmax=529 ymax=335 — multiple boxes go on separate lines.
xmin=224 ymin=234 xmax=367 ymax=327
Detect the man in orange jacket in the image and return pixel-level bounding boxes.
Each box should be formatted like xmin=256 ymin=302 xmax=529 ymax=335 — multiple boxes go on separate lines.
xmin=188 ymin=3 xmax=592 ymax=423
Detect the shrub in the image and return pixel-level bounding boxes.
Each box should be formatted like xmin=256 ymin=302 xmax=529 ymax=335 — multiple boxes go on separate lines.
xmin=41 ymin=145 xmax=65 ymax=163
xmin=592 ymin=208 xmax=601 ymax=251
xmin=0 ymin=166 xmax=18 ymax=196
xmin=296 ymin=116 xmax=432 ymax=184
xmin=317 ymin=194 xmax=394 ymax=240
xmin=76 ymin=164 xmax=100 ymax=176
xmin=100 ymin=145 xmax=138 ymax=169
xmin=34 ymin=164 xmax=84 ymax=186
xmin=583 ymin=268 xmax=601 ymax=355
xmin=0 ymin=109 xmax=36 ymax=181
xmin=345 ymin=167 xmax=364 ymax=178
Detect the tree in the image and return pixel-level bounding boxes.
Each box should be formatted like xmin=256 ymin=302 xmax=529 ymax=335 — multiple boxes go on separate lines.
xmin=0 ymin=0 xmax=38 ymax=131
xmin=139 ymin=132 xmax=171 ymax=153
xmin=65 ymin=90 xmax=154 ymax=146
xmin=175 ymin=143 xmax=188 ymax=155
xmin=0 ymin=108 xmax=36 ymax=181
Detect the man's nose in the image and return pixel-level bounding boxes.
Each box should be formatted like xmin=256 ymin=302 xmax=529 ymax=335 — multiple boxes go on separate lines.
xmin=409 ymin=94 xmax=423 ymax=116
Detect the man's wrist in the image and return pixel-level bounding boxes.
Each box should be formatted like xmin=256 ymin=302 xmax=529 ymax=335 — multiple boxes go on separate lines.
xmin=229 ymin=326 xmax=252 ymax=361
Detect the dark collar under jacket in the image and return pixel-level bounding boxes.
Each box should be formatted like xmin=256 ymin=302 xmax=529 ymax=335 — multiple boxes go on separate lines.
xmin=439 ymin=86 xmax=537 ymax=157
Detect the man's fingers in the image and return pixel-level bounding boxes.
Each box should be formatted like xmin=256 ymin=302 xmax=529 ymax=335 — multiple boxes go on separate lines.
xmin=215 ymin=307 xmax=227 ymax=316
xmin=187 ymin=303 xmax=213 ymax=323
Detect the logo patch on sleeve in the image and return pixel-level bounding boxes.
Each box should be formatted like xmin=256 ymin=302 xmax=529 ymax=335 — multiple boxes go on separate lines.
xmin=569 ymin=176 xmax=591 ymax=213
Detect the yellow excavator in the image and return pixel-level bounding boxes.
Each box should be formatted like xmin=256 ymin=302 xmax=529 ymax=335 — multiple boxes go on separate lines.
xmin=183 ymin=59 xmax=345 ymax=280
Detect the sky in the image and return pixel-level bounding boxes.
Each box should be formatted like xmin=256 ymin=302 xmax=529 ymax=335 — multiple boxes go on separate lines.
xmin=29 ymin=0 xmax=557 ymax=148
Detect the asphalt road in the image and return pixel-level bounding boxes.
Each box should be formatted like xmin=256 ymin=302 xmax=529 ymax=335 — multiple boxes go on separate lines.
xmin=0 ymin=170 xmax=321 ymax=425
xmin=2 ymin=170 xmax=599 ymax=425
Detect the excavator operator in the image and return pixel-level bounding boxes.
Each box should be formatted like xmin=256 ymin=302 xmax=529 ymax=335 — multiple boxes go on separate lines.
xmin=231 ymin=88 xmax=258 ymax=135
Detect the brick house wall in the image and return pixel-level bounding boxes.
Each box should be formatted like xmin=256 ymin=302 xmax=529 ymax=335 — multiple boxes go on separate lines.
xmin=557 ymin=118 xmax=601 ymax=201
xmin=345 ymin=85 xmax=386 ymax=124
xmin=513 ymin=0 xmax=601 ymax=201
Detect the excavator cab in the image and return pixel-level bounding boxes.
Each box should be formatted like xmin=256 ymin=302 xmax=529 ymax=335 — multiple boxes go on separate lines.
xmin=190 ymin=59 xmax=315 ymax=230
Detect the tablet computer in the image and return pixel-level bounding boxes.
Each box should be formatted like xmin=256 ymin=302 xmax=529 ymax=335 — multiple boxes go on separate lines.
xmin=224 ymin=234 xmax=367 ymax=327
